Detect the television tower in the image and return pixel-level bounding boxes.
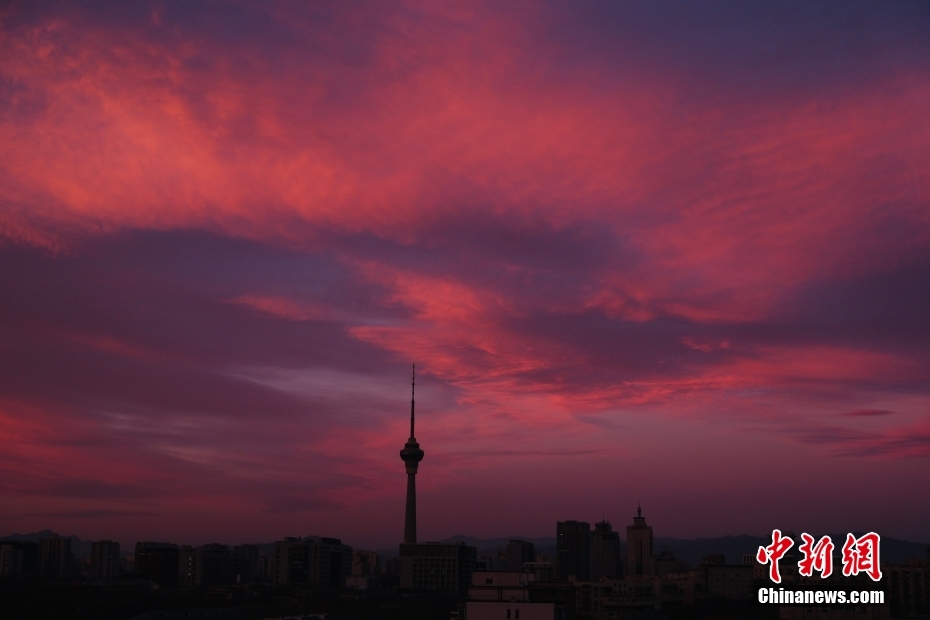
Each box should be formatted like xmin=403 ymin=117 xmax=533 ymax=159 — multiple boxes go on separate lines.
xmin=400 ymin=364 xmax=424 ymax=544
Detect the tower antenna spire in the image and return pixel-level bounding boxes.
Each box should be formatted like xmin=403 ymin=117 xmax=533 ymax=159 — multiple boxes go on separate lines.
xmin=410 ymin=363 xmax=415 ymax=438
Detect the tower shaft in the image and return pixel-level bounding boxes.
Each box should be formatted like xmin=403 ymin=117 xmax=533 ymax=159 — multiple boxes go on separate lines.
xmin=404 ymin=472 xmax=417 ymax=544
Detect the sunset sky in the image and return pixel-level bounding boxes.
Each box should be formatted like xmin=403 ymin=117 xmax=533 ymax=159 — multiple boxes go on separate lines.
xmin=1 ymin=1 xmax=929 ymax=551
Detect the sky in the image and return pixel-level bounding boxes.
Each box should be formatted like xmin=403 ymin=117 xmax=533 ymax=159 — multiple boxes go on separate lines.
xmin=1 ymin=1 xmax=929 ymax=551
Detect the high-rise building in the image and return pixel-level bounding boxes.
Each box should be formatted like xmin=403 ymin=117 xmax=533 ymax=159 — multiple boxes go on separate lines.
xmin=273 ymin=537 xmax=307 ymax=586
xmin=0 ymin=541 xmax=37 ymax=579
xmin=477 ymin=551 xmax=507 ymax=572
xmin=351 ymin=549 xmax=380 ymax=577
xmin=886 ymin=558 xmax=930 ymax=618
xmin=233 ymin=544 xmax=260 ymax=582
xmin=257 ymin=553 xmax=269 ymax=582
xmin=90 ymin=540 xmax=120 ymax=580
xmin=307 ymin=536 xmax=353 ymax=588
xmin=654 ymin=550 xmax=685 ymax=576
xmin=399 ymin=541 xmax=477 ymax=591
xmin=38 ymin=534 xmax=71 ymax=581
xmin=556 ymin=521 xmax=590 ymax=581
xmin=702 ymin=562 xmax=753 ymax=600
xmin=272 ymin=536 xmax=352 ymax=588
xmin=135 ymin=542 xmax=179 ymax=588
xmin=590 ymin=520 xmax=620 ymax=580
xmin=626 ymin=506 xmax=654 ymax=576
xmin=506 ymin=540 xmax=535 ymax=573
xmin=523 ymin=561 xmax=555 ymax=582
xmin=0 ymin=543 xmax=23 ymax=579
xmin=180 ymin=543 xmax=252 ymax=587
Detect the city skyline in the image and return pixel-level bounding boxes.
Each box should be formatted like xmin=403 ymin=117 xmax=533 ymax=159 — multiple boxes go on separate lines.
xmin=2 ymin=0 xmax=930 ymax=552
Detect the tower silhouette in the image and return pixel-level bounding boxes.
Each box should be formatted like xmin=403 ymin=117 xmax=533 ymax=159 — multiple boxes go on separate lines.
xmin=397 ymin=367 xmax=477 ymax=591
xmin=627 ymin=504 xmax=654 ymax=575
xmin=400 ymin=364 xmax=424 ymax=544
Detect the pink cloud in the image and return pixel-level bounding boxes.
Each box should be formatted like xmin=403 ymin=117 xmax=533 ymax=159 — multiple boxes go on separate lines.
xmin=227 ymin=295 xmax=331 ymax=321
xmin=842 ymin=409 xmax=897 ymax=418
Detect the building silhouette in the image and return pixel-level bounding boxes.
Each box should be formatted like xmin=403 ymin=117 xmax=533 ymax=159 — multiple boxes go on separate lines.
xmin=179 ymin=543 xmax=253 ymax=587
xmin=135 ymin=542 xmax=179 ymax=588
xmin=397 ymin=365 xmax=477 ymax=591
xmin=522 ymin=561 xmax=554 ymax=582
xmin=38 ymin=534 xmax=71 ymax=581
xmin=465 ymin=571 xmax=558 ymax=619
xmin=233 ymin=544 xmax=260 ymax=582
xmin=90 ymin=540 xmax=120 ymax=580
xmin=886 ymin=554 xmax=930 ymax=617
xmin=506 ymin=539 xmax=535 ymax=573
xmin=399 ymin=541 xmax=477 ymax=591
xmin=626 ymin=506 xmax=654 ymax=576
xmin=272 ymin=537 xmax=307 ymax=586
xmin=351 ymin=549 xmax=380 ymax=577
xmin=0 ymin=541 xmax=37 ymax=579
xmin=556 ymin=520 xmax=590 ymax=581
xmin=654 ymin=549 xmax=686 ymax=577
xmin=0 ymin=543 xmax=21 ymax=579
xmin=701 ymin=559 xmax=753 ymax=600
xmin=590 ymin=520 xmax=620 ymax=580
xmin=272 ymin=536 xmax=352 ymax=589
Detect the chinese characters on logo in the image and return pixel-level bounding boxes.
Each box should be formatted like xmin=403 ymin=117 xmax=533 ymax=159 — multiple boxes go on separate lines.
xmin=757 ymin=529 xmax=794 ymax=583
xmin=798 ymin=533 xmax=834 ymax=578
xmin=756 ymin=530 xmax=882 ymax=583
xmin=841 ymin=532 xmax=881 ymax=581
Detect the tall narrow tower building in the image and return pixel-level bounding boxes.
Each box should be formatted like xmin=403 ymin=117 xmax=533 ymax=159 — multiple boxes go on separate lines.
xmin=400 ymin=364 xmax=424 ymax=544
xmin=398 ymin=367 xmax=477 ymax=591
xmin=626 ymin=505 xmax=655 ymax=576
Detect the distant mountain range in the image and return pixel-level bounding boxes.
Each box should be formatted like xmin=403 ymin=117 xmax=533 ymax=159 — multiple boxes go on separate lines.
xmin=6 ymin=530 xmax=926 ymax=567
